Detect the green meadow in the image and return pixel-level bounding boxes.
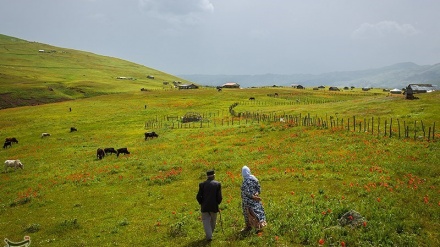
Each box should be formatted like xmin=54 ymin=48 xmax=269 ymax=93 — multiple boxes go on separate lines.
xmin=1 ymin=34 xmax=439 ymax=246
xmin=1 ymin=88 xmax=439 ymax=247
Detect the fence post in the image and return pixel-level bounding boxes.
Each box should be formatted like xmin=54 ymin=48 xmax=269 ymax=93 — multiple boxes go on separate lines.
xmin=414 ymin=121 xmax=417 ymax=140
xmin=404 ymin=121 xmax=407 ymax=138
xmin=377 ymin=117 xmax=380 ymax=136
xmin=389 ymin=118 xmax=392 ymax=138
xmin=353 ymin=116 xmax=356 ymax=132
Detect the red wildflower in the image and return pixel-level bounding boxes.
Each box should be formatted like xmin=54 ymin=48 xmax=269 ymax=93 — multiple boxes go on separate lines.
xmin=290 ymin=191 xmax=295 ymax=195
xmin=275 ymin=236 xmax=279 ymax=241
xmin=363 ymin=221 xmax=367 ymax=227
xmin=318 ymin=239 xmax=325 ymax=245
xmin=341 ymin=241 xmax=346 ymax=247
xmin=423 ymin=196 xmax=429 ymax=204
xmin=348 ymin=215 xmax=353 ymax=221
xmin=311 ymin=194 xmax=315 ymax=199
xmin=377 ymin=197 xmax=381 ymax=202
xmin=172 ymin=211 xmax=176 ymax=215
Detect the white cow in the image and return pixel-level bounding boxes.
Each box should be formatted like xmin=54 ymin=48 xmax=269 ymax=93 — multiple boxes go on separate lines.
xmin=41 ymin=133 xmax=51 ymax=138
xmin=4 ymin=159 xmax=24 ymax=172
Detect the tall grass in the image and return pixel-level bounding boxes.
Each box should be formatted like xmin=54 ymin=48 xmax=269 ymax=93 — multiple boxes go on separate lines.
xmin=0 ymin=88 xmax=438 ymax=246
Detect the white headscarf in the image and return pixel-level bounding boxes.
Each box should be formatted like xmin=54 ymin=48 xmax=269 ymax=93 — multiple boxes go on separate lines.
xmin=242 ymin=166 xmax=258 ymax=182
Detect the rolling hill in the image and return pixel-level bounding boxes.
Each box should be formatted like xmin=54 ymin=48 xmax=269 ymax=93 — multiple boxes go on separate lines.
xmin=179 ymin=62 xmax=440 ymax=89
xmin=0 ymin=34 xmax=190 ymax=109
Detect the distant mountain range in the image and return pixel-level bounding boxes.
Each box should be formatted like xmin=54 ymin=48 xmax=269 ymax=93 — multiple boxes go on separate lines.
xmin=179 ymin=62 xmax=440 ymax=89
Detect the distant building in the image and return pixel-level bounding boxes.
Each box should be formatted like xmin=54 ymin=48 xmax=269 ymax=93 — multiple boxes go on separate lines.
xmin=117 ymin=76 xmax=135 ymax=80
xmin=390 ymin=88 xmax=402 ymax=94
xmin=222 ymin=82 xmax=240 ymax=88
xmin=407 ymin=84 xmax=437 ymax=93
xmin=291 ymin=84 xmax=304 ymax=89
xmin=178 ymin=84 xmax=199 ymax=90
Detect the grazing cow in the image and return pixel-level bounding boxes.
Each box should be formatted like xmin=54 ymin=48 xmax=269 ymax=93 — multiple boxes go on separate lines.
xmin=4 ymin=159 xmax=24 ymax=172
xmin=145 ymin=131 xmax=159 ymax=140
xmin=5 ymin=137 xmax=18 ymax=144
xmin=104 ymin=148 xmax=117 ymax=155
xmin=41 ymin=133 xmax=51 ymax=138
xmin=116 ymin=148 xmax=130 ymax=157
xmin=97 ymin=148 xmax=105 ymax=160
xmin=249 ymin=97 xmax=255 ymax=100
xmin=70 ymin=127 xmax=77 ymax=132
xmin=3 ymin=141 xmax=12 ymax=149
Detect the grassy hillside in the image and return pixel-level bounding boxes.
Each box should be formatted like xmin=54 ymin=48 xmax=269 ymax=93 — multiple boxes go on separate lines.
xmin=0 ymin=86 xmax=439 ymax=246
xmin=0 ymin=34 xmax=190 ymax=109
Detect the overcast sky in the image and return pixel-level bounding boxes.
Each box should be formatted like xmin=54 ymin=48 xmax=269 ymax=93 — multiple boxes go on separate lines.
xmin=1 ymin=0 xmax=440 ymax=75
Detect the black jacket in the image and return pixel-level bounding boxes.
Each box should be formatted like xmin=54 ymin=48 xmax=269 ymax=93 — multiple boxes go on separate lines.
xmin=196 ymin=178 xmax=222 ymax=213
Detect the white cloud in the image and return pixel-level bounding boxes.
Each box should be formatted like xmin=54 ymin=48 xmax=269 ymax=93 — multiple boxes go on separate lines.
xmin=138 ymin=0 xmax=214 ymax=25
xmin=351 ymin=21 xmax=418 ymax=39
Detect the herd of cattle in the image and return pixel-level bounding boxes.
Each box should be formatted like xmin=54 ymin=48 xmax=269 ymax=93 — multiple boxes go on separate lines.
xmin=3 ymin=130 xmax=159 ymax=172
xmin=95 ymin=132 xmax=158 ymax=159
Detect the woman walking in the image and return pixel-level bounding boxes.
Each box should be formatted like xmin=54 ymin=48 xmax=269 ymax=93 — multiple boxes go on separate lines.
xmin=241 ymin=166 xmax=267 ymax=232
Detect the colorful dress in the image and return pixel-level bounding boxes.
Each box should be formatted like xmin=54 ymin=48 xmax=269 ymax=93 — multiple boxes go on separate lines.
xmin=241 ymin=166 xmax=267 ymax=229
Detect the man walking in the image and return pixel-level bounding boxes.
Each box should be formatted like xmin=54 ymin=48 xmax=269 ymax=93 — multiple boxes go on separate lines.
xmin=196 ymin=170 xmax=223 ymax=241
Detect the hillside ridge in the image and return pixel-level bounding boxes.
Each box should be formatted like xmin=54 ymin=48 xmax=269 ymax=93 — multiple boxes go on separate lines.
xmin=0 ymin=34 xmax=190 ymax=109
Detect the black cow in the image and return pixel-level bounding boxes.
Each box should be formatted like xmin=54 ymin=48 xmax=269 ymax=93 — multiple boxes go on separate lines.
xmin=117 ymin=148 xmax=130 ymax=157
xmin=97 ymin=148 xmax=105 ymax=160
xmin=249 ymin=97 xmax=255 ymax=100
xmin=3 ymin=141 xmax=12 ymax=149
xmin=104 ymin=148 xmax=117 ymax=155
xmin=5 ymin=137 xmax=18 ymax=144
xmin=70 ymin=127 xmax=77 ymax=132
xmin=145 ymin=131 xmax=159 ymax=140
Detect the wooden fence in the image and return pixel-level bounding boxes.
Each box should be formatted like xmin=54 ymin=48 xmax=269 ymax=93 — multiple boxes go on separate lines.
xmin=144 ymin=103 xmax=436 ymax=141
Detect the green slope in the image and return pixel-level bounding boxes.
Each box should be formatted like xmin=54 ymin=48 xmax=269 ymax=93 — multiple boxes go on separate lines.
xmin=0 ymin=34 xmax=191 ymax=109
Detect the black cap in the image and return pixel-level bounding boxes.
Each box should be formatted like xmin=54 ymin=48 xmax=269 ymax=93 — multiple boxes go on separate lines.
xmin=206 ymin=170 xmax=215 ymax=176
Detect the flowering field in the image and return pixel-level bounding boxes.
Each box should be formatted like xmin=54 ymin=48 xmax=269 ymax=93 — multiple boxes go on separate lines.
xmin=0 ymin=88 xmax=438 ymax=246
